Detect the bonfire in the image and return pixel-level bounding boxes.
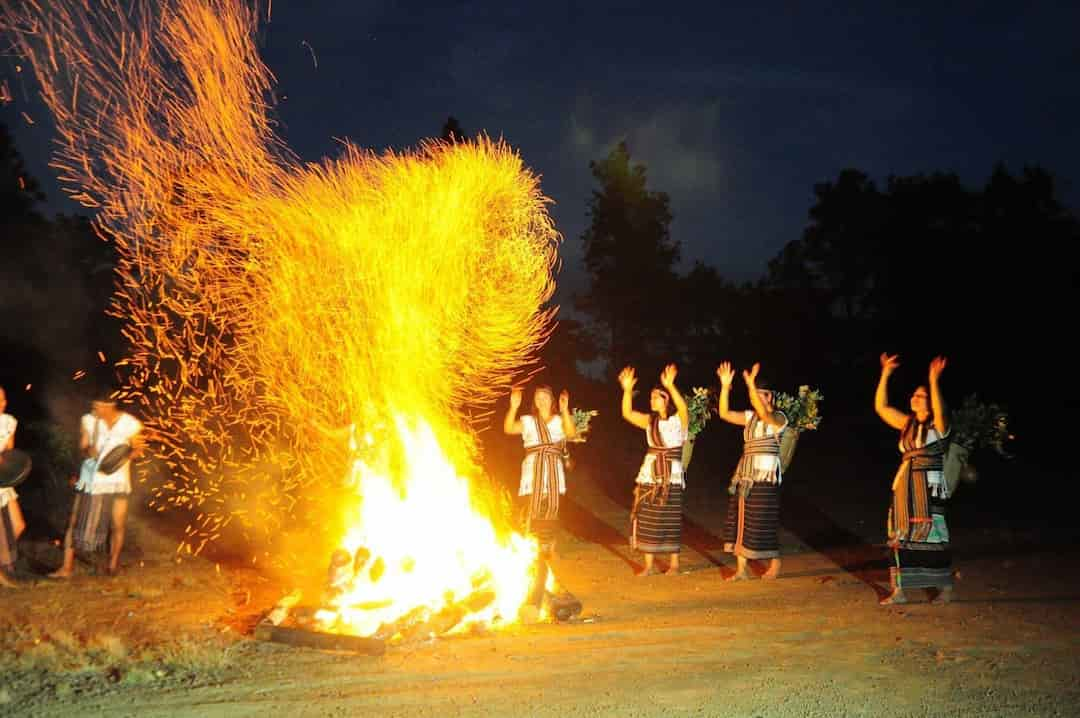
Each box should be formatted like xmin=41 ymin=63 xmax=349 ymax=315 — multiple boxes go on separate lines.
xmin=5 ymin=0 xmax=569 ymax=642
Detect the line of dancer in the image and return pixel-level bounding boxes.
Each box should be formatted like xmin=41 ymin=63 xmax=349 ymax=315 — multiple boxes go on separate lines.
xmin=504 ymin=352 xmax=954 ymax=606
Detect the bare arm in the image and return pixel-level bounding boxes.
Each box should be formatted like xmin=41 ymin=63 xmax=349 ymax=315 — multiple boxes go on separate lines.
xmin=875 ymin=353 xmax=909 ymax=431
xmin=929 ymin=356 xmax=948 ymax=436
xmin=670 ymin=385 xmax=689 ymax=430
xmin=743 ymin=363 xmax=785 ymax=429
xmin=503 ymin=388 xmax=524 ymax=435
xmin=559 ymin=390 xmax=577 ymax=440
xmin=618 ymin=367 xmax=651 ymax=430
xmin=716 ymin=362 xmax=746 ymax=425
xmin=660 ymin=364 xmax=689 ymax=430
xmin=3 ymin=425 xmax=14 ymax=451
xmin=80 ymin=419 xmax=95 ymax=458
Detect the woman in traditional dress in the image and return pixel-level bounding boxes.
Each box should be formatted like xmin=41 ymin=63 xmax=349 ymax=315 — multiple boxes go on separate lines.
xmin=620 ymin=364 xmax=689 ymax=577
xmin=717 ymin=361 xmax=788 ymax=581
xmin=503 ymin=384 xmax=577 ymax=556
xmin=875 ymin=354 xmax=952 ymax=605
xmin=0 ymin=386 xmax=27 ymax=588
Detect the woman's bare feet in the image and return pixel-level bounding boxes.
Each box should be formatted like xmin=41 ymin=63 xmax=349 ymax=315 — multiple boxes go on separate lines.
xmin=47 ymin=567 xmax=73 ymax=579
xmin=762 ymin=558 xmax=782 ymax=580
xmin=636 ymin=554 xmax=658 ymax=577
xmin=930 ymin=586 xmax=953 ymax=604
xmin=879 ymin=588 xmax=907 ymax=605
xmin=0 ymin=571 xmax=20 ymax=588
xmin=725 ymin=571 xmax=751 ymax=582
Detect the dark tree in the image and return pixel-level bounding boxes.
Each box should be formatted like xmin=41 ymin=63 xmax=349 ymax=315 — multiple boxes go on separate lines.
xmin=575 ymin=142 xmax=679 ymax=373
xmin=0 ymin=121 xmax=46 ymax=221
xmin=764 ymin=163 xmax=1080 ymax=436
xmin=440 ymin=116 xmax=467 ymax=143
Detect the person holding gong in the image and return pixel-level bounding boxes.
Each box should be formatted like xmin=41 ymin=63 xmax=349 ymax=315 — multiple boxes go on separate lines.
xmin=0 ymin=386 xmax=28 ymax=588
xmin=51 ymin=395 xmax=143 ymax=578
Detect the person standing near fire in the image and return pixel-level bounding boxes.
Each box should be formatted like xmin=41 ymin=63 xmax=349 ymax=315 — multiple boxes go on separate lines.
xmin=620 ymin=363 xmax=689 ymax=577
xmin=0 ymin=386 xmax=27 ymax=588
xmin=504 ymin=384 xmax=577 ymax=557
xmin=875 ymin=354 xmax=953 ymax=605
xmin=50 ymin=395 xmax=143 ymax=578
xmin=716 ymin=361 xmax=788 ymax=581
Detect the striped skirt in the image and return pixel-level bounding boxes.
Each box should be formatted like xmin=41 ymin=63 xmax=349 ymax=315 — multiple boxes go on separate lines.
xmin=633 ymin=484 xmax=683 ymax=554
xmin=73 ymin=492 xmax=123 ymax=554
xmin=529 ymin=517 xmax=559 ymax=556
xmin=520 ymin=494 xmax=560 ymax=556
xmin=0 ymin=504 xmax=17 ymax=572
xmin=722 ymin=482 xmax=781 ymax=559
xmin=889 ymin=500 xmax=953 ymax=590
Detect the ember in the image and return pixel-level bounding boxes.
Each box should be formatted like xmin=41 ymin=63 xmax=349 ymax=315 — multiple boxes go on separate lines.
xmin=7 ymin=0 xmax=562 ymax=635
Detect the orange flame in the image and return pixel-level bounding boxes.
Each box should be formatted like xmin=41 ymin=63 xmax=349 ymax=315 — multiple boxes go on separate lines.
xmin=5 ymin=0 xmax=559 ymax=625
xmin=319 ymin=417 xmax=537 ymax=636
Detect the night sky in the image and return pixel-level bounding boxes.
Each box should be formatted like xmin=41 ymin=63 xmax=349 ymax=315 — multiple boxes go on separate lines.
xmin=4 ymin=1 xmax=1080 ymax=306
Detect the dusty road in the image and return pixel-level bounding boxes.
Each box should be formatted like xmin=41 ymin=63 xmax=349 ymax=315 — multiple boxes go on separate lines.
xmin=5 ymin=474 xmax=1079 ymax=718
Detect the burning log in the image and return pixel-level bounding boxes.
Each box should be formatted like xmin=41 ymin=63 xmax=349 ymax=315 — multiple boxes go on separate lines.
xmin=547 ymin=591 xmax=583 ymax=622
xmin=254 ymin=623 xmax=386 ymax=655
xmin=523 ymin=559 xmax=582 ymax=623
xmin=324 ymin=549 xmax=354 ymax=602
xmin=263 ymin=589 xmax=302 ymax=626
xmin=370 ymin=587 xmax=498 ymax=643
xmin=373 ymin=604 xmax=431 ymax=641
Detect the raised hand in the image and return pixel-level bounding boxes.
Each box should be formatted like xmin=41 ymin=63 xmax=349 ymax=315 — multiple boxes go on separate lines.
xmin=559 ymin=390 xmax=570 ymax=414
xmin=742 ymin=362 xmax=760 ymax=385
xmin=509 ymin=387 xmax=523 ymax=410
xmin=618 ymin=366 xmax=637 ymax=392
xmin=660 ymin=363 xmax=678 ymax=389
xmin=929 ymin=356 xmax=947 ymax=382
xmin=716 ymin=361 xmax=735 ymax=387
xmin=880 ymin=353 xmax=900 ymax=375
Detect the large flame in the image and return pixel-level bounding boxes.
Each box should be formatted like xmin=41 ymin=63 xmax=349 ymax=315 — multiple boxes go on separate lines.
xmin=322 ymin=417 xmax=537 ymax=637
xmin=5 ymin=0 xmax=558 ymax=627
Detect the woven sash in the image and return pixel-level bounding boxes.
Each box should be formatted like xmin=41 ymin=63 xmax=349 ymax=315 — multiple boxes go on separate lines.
xmin=889 ymin=419 xmax=946 ymax=546
xmin=645 ymin=415 xmax=682 ymax=504
xmin=730 ymin=414 xmax=783 ymax=496
xmin=525 ymin=413 xmax=564 ymax=522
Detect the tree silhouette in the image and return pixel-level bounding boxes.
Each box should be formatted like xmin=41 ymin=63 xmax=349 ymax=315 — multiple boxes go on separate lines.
xmin=440 ymin=116 xmax=467 ymax=143
xmin=575 ymin=141 xmax=679 ymax=373
xmin=768 ymin=168 xmax=887 ymax=323
xmin=0 ymin=121 xmax=46 ymax=222
xmin=764 ymin=163 xmax=1080 ymax=429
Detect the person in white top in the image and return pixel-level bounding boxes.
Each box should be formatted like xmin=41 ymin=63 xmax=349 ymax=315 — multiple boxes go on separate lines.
xmin=875 ymin=354 xmax=952 ymax=606
xmin=50 ymin=396 xmax=144 ymax=578
xmin=503 ymin=384 xmax=577 ymax=555
xmin=620 ymin=364 xmax=689 ymax=577
xmin=0 ymin=386 xmax=27 ymax=588
xmin=717 ymin=362 xmax=789 ymax=581
xmin=504 ymin=383 xmax=578 ymax=617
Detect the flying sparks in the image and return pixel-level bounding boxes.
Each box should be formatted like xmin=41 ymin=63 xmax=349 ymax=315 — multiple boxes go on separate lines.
xmin=4 ymin=0 xmax=560 ymax=609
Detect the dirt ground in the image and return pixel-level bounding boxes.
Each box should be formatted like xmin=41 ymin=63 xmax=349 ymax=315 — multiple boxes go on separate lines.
xmin=2 ymin=466 xmax=1079 ymax=717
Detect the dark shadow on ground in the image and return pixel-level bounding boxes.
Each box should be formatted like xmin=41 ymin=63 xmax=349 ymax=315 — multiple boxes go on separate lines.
xmin=556 ymin=493 xmax=640 ymax=573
